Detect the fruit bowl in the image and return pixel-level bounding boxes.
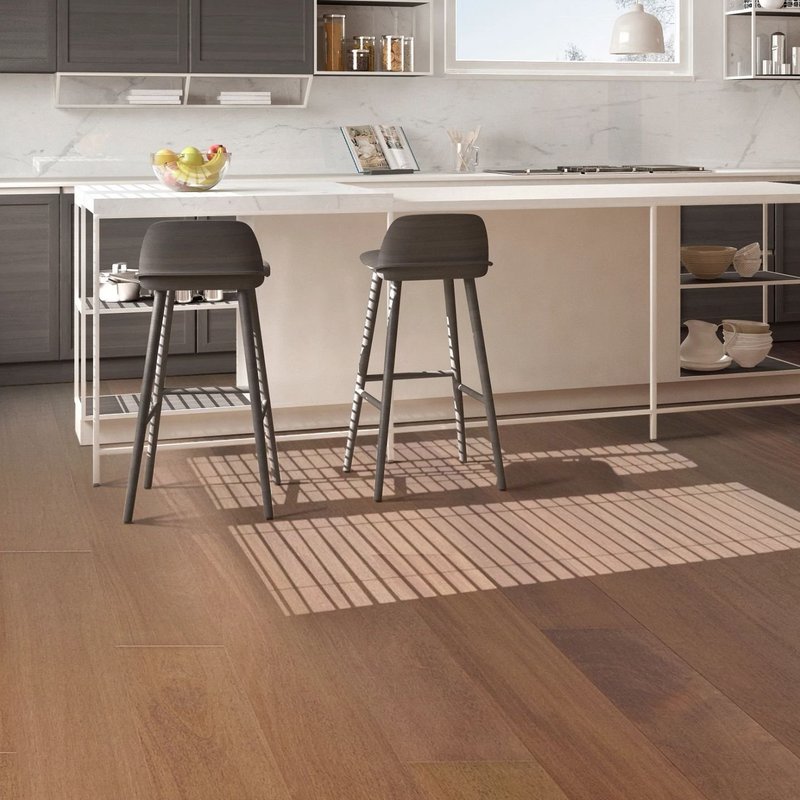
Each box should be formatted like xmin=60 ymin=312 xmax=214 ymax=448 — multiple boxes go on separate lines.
xmin=151 ymin=146 xmax=230 ymax=192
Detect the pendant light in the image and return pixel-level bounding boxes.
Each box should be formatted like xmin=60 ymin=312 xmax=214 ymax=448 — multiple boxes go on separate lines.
xmin=610 ymin=2 xmax=665 ymax=55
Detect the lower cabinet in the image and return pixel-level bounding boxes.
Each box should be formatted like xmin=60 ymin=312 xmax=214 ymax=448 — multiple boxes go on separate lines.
xmin=0 ymin=195 xmax=60 ymax=363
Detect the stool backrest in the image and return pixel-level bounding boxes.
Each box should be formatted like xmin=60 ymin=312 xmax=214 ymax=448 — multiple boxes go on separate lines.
xmin=139 ymin=220 xmax=265 ymax=287
xmin=377 ymin=214 xmax=490 ymax=271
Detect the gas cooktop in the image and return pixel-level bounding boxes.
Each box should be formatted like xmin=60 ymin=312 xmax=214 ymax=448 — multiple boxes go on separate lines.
xmin=486 ymin=164 xmax=706 ymax=175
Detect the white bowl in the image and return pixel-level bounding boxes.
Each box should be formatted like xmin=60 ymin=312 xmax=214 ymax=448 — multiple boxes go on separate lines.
xmin=722 ymin=319 xmax=770 ymax=334
xmin=726 ymin=343 xmax=772 ymax=368
xmin=733 ymin=256 xmax=761 ymax=278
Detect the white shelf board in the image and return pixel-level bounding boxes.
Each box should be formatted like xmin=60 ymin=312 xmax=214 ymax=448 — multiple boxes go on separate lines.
xmin=679 ymin=355 xmax=800 ymax=380
xmin=680 ymin=270 xmax=800 ymax=288
xmin=77 ymin=297 xmax=238 ymax=315
xmin=84 ymin=386 xmax=251 ymax=419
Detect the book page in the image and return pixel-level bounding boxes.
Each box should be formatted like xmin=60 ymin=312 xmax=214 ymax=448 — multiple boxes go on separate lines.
xmin=342 ymin=125 xmax=389 ymax=172
xmin=376 ymin=125 xmax=417 ymax=171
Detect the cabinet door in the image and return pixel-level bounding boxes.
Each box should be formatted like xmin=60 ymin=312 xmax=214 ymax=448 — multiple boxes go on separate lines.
xmin=0 ymin=196 xmax=60 ymax=363
xmin=0 ymin=0 xmax=56 ymax=73
xmin=190 ymin=0 xmax=313 ymax=74
xmin=680 ymin=205 xmax=767 ymax=323
xmin=196 ymin=308 xmax=236 ymax=352
xmin=59 ymin=197 xmax=195 ymax=360
xmin=773 ymin=203 xmax=800 ymax=323
xmin=57 ymin=0 xmax=189 ymax=72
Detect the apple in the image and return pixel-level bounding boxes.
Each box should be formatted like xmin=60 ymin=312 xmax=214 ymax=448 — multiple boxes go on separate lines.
xmin=179 ymin=146 xmax=205 ymax=166
xmin=207 ymin=144 xmax=226 ymax=157
xmin=153 ymin=148 xmax=177 ymax=166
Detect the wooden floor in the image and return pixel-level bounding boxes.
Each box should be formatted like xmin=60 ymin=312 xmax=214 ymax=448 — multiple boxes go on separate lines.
xmin=4 ymin=381 xmax=800 ymax=799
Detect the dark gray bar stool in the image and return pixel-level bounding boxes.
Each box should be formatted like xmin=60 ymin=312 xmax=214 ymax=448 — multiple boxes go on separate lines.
xmin=343 ymin=213 xmax=506 ymax=501
xmin=123 ymin=220 xmax=280 ymax=523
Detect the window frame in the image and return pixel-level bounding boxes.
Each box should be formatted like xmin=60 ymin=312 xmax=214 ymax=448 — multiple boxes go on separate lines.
xmin=444 ymin=0 xmax=694 ymax=79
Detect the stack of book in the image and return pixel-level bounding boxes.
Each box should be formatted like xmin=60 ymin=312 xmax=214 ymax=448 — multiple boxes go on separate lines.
xmin=216 ymin=91 xmax=272 ymax=105
xmin=126 ymin=88 xmax=183 ymax=105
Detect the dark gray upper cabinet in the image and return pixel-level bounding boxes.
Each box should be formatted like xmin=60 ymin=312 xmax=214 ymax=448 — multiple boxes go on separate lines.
xmin=0 ymin=196 xmax=60 ymax=364
xmin=57 ymin=0 xmax=189 ymax=72
xmin=0 ymin=0 xmax=56 ymax=73
xmin=189 ymin=0 xmax=313 ymax=74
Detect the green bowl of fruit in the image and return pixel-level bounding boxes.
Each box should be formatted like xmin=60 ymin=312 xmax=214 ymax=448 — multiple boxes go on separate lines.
xmin=152 ymin=145 xmax=230 ymax=192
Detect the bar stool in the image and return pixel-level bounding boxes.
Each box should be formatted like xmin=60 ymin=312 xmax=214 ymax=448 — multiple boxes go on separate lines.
xmin=343 ymin=213 xmax=506 ymax=501
xmin=123 ymin=220 xmax=280 ymax=523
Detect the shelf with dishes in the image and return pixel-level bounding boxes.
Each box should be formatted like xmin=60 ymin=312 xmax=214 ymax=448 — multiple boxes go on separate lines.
xmin=677 ymin=242 xmax=800 ymax=376
xmin=54 ymin=73 xmax=313 ymax=108
xmin=76 ymin=296 xmax=238 ymax=315
xmin=315 ymin=0 xmax=432 ymax=75
xmin=724 ymin=2 xmax=800 ymax=79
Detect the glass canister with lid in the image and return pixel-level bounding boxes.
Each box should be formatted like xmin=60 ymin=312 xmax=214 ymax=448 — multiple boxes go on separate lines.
xmin=381 ymin=34 xmax=404 ymax=71
xmin=321 ymin=13 xmax=346 ymax=70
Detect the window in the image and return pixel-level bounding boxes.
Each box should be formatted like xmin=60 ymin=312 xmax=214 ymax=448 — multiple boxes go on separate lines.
xmin=446 ymin=0 xmax=692 ymax=77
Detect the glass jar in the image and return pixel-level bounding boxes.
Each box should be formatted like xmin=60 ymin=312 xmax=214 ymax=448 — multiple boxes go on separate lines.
xmin=321 ymin=14 xmax=346 ymax=70
xmin=402 ymin=36 xmax=414 ymax=72
xmin=381 ymin=34 xmax=404 ymax=72
xmin=348 ymin=48 xmax=371 ymax=71
xmin=353 ymin=35 xmax=376 ymax=70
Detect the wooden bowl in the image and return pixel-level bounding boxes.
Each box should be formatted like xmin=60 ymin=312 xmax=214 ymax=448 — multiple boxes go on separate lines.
xmin=681 ymin=245 xmax=736 ymax=279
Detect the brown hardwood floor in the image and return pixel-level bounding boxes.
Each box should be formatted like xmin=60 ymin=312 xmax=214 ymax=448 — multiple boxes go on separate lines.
xmin=3 ymin=381 xmax=800 ymax=799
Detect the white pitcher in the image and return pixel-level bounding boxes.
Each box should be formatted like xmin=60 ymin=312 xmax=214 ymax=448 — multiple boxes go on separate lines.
xmin=680 ymin=320 xmax=724 ymax=364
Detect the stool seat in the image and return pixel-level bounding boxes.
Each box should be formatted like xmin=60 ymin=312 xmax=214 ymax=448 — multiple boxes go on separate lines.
xmin=344 ymin=213 xmax=506 ymax=501
xmin=360 ymin=249 xmax=491 ymax=281
xmin=124 ymin=220 xmax=280 ymax=523
xmin=138 ymin=220 xmax=269 ymax=290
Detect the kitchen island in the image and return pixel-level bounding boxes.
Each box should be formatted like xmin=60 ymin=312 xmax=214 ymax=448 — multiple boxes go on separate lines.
xmin=73 ymin=178 xmax=800 ymax=484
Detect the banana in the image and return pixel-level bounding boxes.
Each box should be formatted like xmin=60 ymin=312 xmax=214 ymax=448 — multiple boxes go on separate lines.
xmin=202 ymin=148 xmax=228 ymax=175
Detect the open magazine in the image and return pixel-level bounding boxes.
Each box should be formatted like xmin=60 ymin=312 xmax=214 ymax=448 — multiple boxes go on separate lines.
xmin=341 ymin=125 xmax=419 ymax=173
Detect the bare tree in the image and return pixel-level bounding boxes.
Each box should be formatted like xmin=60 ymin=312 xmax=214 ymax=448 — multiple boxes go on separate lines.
xmin=564 ymin=42 xmax=586 ymax=61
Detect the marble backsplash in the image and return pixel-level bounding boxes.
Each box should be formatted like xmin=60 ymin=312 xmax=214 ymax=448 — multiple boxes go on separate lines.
xmin=3 ymin=1 xmax=800 ymax=179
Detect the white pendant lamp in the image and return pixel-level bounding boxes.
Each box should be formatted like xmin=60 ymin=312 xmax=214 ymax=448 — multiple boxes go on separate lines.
xmin=610 ymin=2 xmax=665 ymax=55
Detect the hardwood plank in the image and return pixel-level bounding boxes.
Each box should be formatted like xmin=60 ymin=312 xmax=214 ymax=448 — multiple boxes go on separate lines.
xmin=44 ymin=384 xmax=226 ymax=647
xmin=307 ymin=602 xmax=533 ymax=762
xmin=0 ymin=552 xmax=154 ymax=798
xmin=415 ymin=590 xmax=708 ymax=800
xmin=0 ymin=386 xmax=92 ymax=550
xmin=409 ymin=761 xmax=569 ymax=800
xmin=594 ymin=556 xmax=800 ymax=758
xmin=0 ymin=753 xmax=19 ymax=800
xmin=549 ymin=626 xmax=800 ymax=800
xmin=118 ymin=646 xmax=291 ymax=800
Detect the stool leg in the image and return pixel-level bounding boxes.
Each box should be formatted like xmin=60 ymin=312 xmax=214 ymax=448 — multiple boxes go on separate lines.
xmin=343 ymin=272 xmax=383 ymax=473
xmin=238 ymin=289 xmax=274 ymax=520
xmin=124 ymin=290 xmax=168 ymax=523
xmin=248 ymin=289 xmax=281 ymax=486
xmin=443 ymin=279 xmax=467 ymax=463
xmin=374 ymin=280 xmax=402 ymax=502
xmin=143 ymin=290 xmax=175 ymax=490
xmin=463 ymin=278 xmax=507 ymax=491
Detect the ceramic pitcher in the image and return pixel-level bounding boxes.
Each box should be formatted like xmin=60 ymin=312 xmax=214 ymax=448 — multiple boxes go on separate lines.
xmin=680 ymin=320 xmax=724 ymax=364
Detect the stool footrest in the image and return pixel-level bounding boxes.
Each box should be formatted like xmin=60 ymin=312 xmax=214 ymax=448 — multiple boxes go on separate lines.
xmin=358 ymin=389 xmax=383 ymax=410
xmin=459 ymin=384 xmax=485 ymax=404
xmin=365 ymin=370 xmax=454 ymax=382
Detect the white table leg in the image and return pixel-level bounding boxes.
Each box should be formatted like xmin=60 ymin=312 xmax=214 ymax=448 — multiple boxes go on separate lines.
xmin=92 ymin=216 xmax=101 ymax=486
xmin=649 ymin=205 xmax=658 ymax=442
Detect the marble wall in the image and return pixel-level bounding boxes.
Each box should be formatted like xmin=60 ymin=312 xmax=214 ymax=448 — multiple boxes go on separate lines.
xmin=3 ymin=1 xmax=800 ymax=179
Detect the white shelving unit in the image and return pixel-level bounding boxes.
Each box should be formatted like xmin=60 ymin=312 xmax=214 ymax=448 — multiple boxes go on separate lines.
xmin=55 ymin=73 xmax=313 ymax=108
xmin=315 ymin=0 xmax=433 ymax=76
xmin=724 ymin=1 xmax=800 ymax=79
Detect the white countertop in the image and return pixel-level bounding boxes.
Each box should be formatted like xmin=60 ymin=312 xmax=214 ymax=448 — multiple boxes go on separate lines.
xmin=73 ymin=179 xmax=800 ymax=217
xmin=390 ymin=181 xmax=800 ymax=211
xmin=73 ymin=180 xmax=393 ymax=218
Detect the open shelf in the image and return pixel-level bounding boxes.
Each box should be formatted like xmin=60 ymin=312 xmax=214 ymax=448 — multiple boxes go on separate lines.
xmin=680 ymin=270 xmax=800 ymax=288
xmin=55 ymin=73 xmax=312 ymax=108
xmin=85 ymin=386 xmax=251 ymax=419
xmin=680 ymin=355 xmax=800 ymax=379
xmin=726 ymin=7 xmax=800 ymax=15
xmin=78 ymin=296 xmax=238 ymax=315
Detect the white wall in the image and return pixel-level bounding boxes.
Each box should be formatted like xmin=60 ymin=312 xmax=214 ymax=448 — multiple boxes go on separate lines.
xmin=3 ymin=1 xmax=800 ymax=179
